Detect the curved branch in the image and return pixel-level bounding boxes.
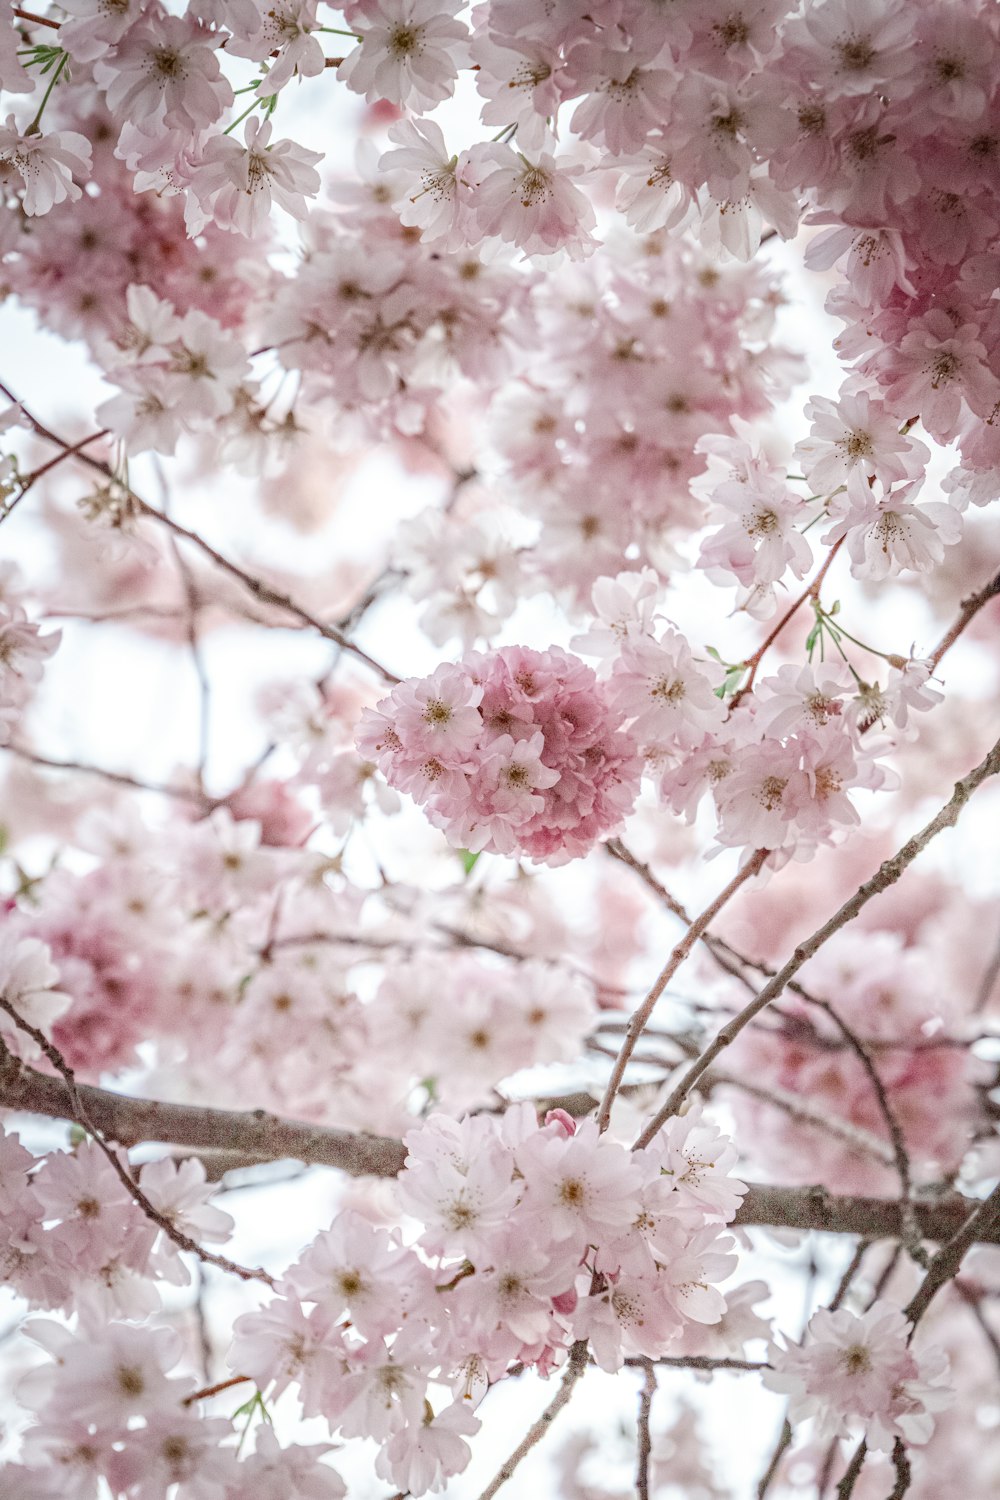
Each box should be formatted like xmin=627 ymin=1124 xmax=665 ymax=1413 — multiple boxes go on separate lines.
xmin=2 ymin=1041 xmax=998 ymax=1245
xmin=632 ymin=729 xmax=1000 ymax=1147
xmin=929 ymin=567 xmax=1000 ymax=671
xmin=0 ymin=380 xmax=399 ymax=685
xmin=475 ymin=1340 xmax=588 ymax=1500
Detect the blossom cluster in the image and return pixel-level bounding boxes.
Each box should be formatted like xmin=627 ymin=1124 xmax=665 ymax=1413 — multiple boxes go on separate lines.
xmin=230 ymin=1103 xmax=747 ymax=1492
xmin=365 ymin=566 xmax=948 ymax=867
xmin=357 ymin=646 xmax=643 ymax=864
xmin=0 ymin=790 xmax=608 ymax=1145
xmin=1 ymin=1127 xmax=233 ymax=1323
xmin=767 ymin=1300 xmax=953 ymax=1453
xmin=1 ymin=0 xmax=996 ymax=507
xmin=724 ymin=922 xmax=982 ymax=1194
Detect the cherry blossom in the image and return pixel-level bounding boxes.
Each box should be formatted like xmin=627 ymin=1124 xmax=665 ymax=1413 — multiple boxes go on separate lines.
xmin=0 ymin=118 xmax=92 ymax=216
xmin=0 ymin=0 xmax=997 ymax=1491
xmin=767 ymin=1301 xmax=954 ymax=1451
xmin=187 ymin=116 xmax=322 ymax=237
xmin=338 ymin=0 xmax=469 ymax=112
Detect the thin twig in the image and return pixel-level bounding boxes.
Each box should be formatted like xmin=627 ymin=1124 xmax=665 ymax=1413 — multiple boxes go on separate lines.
xmin=135 ymin=498 xmax=400 ymax=684
xmin=973 ymin=923 xmax=1000 ymax=1014
xmin=757 ymin=1420 xmax=793 ymax=1498
xmin=623 ymin=1355 xmax=770 ymax=1371
xmin=804 ymin=996 xmax=922 ymax=1257
xmin=731 ymin=538 xmax=844 ymax=707
xmin=714 ymin=1070 xmax=895 ymax=1167
xmin=475 ymin=1340 xmax=588 ymax=1500
xmin=168 ymin=536 xmax=212 ymax=789
xmin=835 ymin=1439 xmax=868 ymax=1499
xmin=1 ymin=429 xmax=109 ymax=525
xmin=0 ymin=1002 xmax=274 ymax=1286
xmin=889 ymin=1438 xmax=912 ymax=1499
xmin=596 ymin=849 xmax=767 ymax=1131
xmin=633 ymin=731 xmax=1000 ymax=1147
xmin=904 ymin=1178 xmax=1000 ymax=1329
xmin=954 ymin=1281 xmax=1000 ymax=1375
xmin=830 ymin=1239 xmax=872 ymax=1313
xmin=929 ymin=567 xmax=1000 ymax=671
xmin=13 ymin=6 xmax=60 ymax=26
xmin=183 ymin=1374 xmax=253 ymax=1407
xmin=4 ymin=743 xmax=209 ymax=803
xmin=635 ymin=1360 xmax=656 ymax=1500
xmin=0 ymin=380 xmax=399 ymax=684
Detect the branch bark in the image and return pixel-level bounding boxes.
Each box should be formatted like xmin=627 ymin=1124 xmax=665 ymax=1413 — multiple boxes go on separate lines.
xmin=3 ymin=1042 xmax=999 ymax=1245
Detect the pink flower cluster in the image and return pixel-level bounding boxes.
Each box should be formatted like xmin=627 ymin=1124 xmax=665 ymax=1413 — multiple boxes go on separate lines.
xmin=261 ymin=195 xmax=531 ymax=442
xmin=723 ymin=925 xmax=981 ymax=1194
xmin=1 ymin=1129 xmax=232 ymax=1321
xmin=231 ymin=1103 xmax=746 ymax=1492
xmin=767 ymin=1300 xmax=953 ymax=1452
xmin=357 ymin=646 xmax=643 ymax=864
xmin=4 ymin=100 xmax=271 ymax=352
xmin=574 ymin=576 xmax=921 ymax=861
xmin=366 ymin=956 xmax=598 ymax=1112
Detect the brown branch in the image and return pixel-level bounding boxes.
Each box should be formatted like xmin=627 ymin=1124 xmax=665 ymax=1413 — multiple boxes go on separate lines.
xmin=0 ymin=1038 xmax=408 ymax=1177
xmin=475 ymin=1340 xmax=588 ymax=1500
xmin=3 ymin=1046 xmax=999 ymax=1244
xmin=183 ymin=1374 xmax=253 ymax=1407
xmin=0 ymin=1007 xmax=273 ymax=1287
xmin=830 ymin=1239 xmax=872 ymax=1313
xmin=595 ymin=849 xmax=767 ymax=1131
xmin=13 ymin=6 xmax=60 ymax=27
xmin=730 ymin=537 xmax=844 ymax=707
xmin=889 ymin=1439 xmax=912 ymax=1499
xmin=632 ymin=730 xmax=1000 ymax=1147
xmin=929 ymin=567 xmax=1000 ymax=672
xmin=903 ymin=1177 xmax=1000 ymax=1329
xmin=836 ymin=1439 xmax=868 ymax=1500
xmin=624 ymin=1355 xmax=770 ymax=1372
xmin=0 ymin=381 xmax=399 ymax=684
xmin=5 ymin=743 xmax=209 ymax=803
xmin=757 ymin=1420 xmax=792 ymax=1499
xmin=635 ymin=1359 xmax=656 ymax=1500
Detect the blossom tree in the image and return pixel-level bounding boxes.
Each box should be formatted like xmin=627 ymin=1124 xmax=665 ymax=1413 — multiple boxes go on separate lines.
xmin=0 ymin=0 xmax=999 ymax=1495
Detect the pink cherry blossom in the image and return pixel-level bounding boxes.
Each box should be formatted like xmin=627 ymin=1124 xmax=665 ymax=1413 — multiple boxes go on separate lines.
xmin=187 ymin=116 xmax=322 ymax=237
xmin=0 ymin=118 xmax=92 ymax=216
xmin=767 ymin=1300 xmax=953 ymax=1451
xmin=338 ymin=0 xmax=469 ymax=112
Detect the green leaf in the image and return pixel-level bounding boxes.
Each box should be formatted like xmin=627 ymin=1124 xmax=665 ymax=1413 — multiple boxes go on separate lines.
xmin=457 ymin=849 xmax=480 ymax=876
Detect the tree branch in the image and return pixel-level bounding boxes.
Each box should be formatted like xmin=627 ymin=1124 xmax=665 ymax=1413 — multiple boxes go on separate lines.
xmin=929 ymin=567 xmax=1000 ymax=671
xmin=0 ymin=1006 xmax=273 ymax=1287
xmin=635 ymin=1359 xmax=656 ymax=1500
xmin=595 ymin=849 xmax=767 ymax=1131
xmin=475 ymin=1340 xmax=588 ymax=1500
xmin=632 ymin=730 xmax=1000 ymax=1147
xmin=3 ymin=1042 xmax=999 ymax=1244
